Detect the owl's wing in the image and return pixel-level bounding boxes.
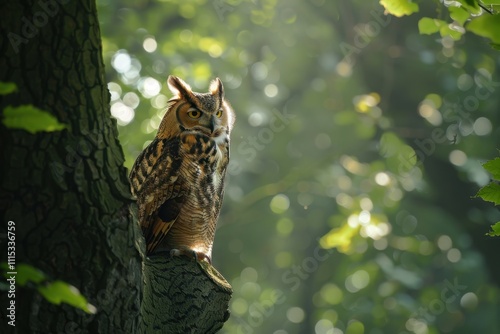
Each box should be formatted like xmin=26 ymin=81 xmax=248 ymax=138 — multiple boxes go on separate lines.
xmin=129 ymin=138 xmax=186 ymax=254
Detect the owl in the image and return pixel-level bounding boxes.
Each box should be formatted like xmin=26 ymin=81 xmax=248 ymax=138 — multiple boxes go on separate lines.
xmin=129 ymin=76 xmax=235 ymax=263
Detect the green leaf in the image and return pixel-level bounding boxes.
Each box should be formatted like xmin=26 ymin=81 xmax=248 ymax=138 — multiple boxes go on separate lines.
xmin=487 ymin=222 xmax=500 ymax=236
xmin=439 ymin=24 xmax=465 ymax=40
xmin=482 ymin=157 xmax=500 ymax=180
xmin=379 ymin=0 xmax=419 ymax=17
xmin=16 ymin=264 xmax=46 ymax=285
xmin=418 ymin=18 xmax=446 ymax=35
xmin=482 ymin=0 xmax=500 ymax=5
xmin=462 ymin=0 xmax=479 ymax=7
xmin=456 ymin=0 xmax=480 ymax=12
xmin=320 ymin=223 xmax=360 ymax=253
xmin=475 ymin=182 xmax=500 ymax=205
xmin=0 ymin=82 xmax=17 ymax=95
xmin=2 ymin=105 xmax=66 ymax=134
xmin=449 ymin=6 xmax=470 ymax=25
xmin=38 ymin=281 xmax=97 ymax=314
xmin=467 ymin=14 xmax=500 ymax=44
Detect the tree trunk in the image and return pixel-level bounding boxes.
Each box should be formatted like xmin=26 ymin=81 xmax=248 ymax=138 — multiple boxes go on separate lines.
xmin=0 ymin=0 xmax=142 ymax=332
xmin=140 ymin=256 xmax=232 ymax=333
xmin=1 ymin=1 xmax=232 ymax=333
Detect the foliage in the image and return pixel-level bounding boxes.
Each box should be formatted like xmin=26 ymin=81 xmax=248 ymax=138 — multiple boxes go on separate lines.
xmin=97 ymin=0 xmax=500 ymax=332
xmin=487 ymin=222 xmax=500 ymax=236
xmin=475 ymin=157 xmax=500 ymax=236
xmin=379 ymin=0 xmax=419 ymax=17
xmin=1 ymin=83 xmax=66 ymax=133
xmin=0 ymin=81 xmax=17 ymax=95
xmin=467 ymin=13 xmax=500 ymax=45
xmin=2 ymin=105 xmax=67 ymax=133
xmin=385 ymin=0 xmax=500 ymax=240
xmin=1 ymin=263 xmax=96 ymax=314
xmin=382 ymin=0 xmax=500 ymax=47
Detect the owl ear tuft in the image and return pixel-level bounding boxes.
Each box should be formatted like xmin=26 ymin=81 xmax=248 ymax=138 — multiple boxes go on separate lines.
xmin=209 ymin=78 xmax=224 ymax=99
xmin=167 ymin=75 xmax=193 ymax=99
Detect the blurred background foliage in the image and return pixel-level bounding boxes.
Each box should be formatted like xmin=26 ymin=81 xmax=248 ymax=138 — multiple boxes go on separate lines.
xmin=97 ymin=0 xmax=500 ymax=333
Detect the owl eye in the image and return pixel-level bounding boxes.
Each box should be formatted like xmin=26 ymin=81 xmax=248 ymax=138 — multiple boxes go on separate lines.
xmin=216 ymin=109 xmax=223 ymax=118
xmin=187 ymin=109 xmax=202 ymax=119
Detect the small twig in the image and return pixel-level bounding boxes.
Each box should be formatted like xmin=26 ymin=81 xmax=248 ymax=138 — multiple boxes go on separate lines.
xmin=479 ymin=3 xmax=493 ymax=14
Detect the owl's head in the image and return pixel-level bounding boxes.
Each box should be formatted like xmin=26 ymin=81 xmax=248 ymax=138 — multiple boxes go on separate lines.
xmin=157 ymin=76 xmax=235 ymax=141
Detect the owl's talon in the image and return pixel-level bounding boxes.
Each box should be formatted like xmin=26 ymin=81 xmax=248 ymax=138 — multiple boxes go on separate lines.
xmin=170 ymin=249 xmax=182 ymax=257
xmin=169 ymin=248 xmax=211 ymax=264
xmin=195 ymin=251 xmax=212 ymax=264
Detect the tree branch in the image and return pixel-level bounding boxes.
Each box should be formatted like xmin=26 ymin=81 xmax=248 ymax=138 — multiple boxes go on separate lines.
xmin=140 ymin=255 xmax=232 ymax=333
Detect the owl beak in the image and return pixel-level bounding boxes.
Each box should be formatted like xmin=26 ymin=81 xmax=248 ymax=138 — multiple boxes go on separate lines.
xmin=207 ymin=115 xmax=216 ymax=134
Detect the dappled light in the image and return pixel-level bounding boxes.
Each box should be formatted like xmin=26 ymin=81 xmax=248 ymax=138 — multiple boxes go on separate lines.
xmin=98 ymin=0 xmax=500 ymax=333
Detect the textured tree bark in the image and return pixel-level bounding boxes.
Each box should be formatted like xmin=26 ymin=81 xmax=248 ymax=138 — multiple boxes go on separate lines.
xmin=1 ymin=1 xmax=232 ymax=333
xmin=0 ymin=0 xmax=142 ymax=333
xmin=140 ymin=255 xmax=232 ymax=334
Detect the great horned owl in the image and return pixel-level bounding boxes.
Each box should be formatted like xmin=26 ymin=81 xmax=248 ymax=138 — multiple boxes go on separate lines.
xmin=129 ymin=76 xmax=235 ymax=263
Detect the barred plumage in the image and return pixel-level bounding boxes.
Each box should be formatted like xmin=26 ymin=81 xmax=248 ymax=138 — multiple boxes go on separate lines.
xmin=129 ymin=76 xmax=235 ymax=262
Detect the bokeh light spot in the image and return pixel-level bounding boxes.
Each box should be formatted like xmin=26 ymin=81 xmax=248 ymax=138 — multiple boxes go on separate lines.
xmin=473 ymin=117 xmax=492 ymax=136
xmin=437 ymin=235 xmax=452 ymax=251
xmin=248 ymin=112 xmax=264 ymax=126
xmin=336 ymin=61 xmax=352 ymax=77
xmin=345 ymin=270 xmax=370 ymax=292
xmin=111 ymin=102 xmax=134 ymax=126
xmin=375 ymin=172 xmax=390 ymax=186
xmin=320 ymin=283 xmax=343 ymax=305
xmin=231 ymin=298 xmax=248 ymax=315
xmin=143 ymin=37 xmax=157 ymax=53
xmin=139 ymin=77 xmax=162 ymax=98
xmin=151 ymin=94 xmax=168 ymax=109
xmin=449 ymin=150 xmax=467 ymax=166
xmin=276 ymin=218 xmax=294 ymax=235
xmin=112 ymin=51 xmax=131 ymax=73
xmin=346 ymin=320 xmax=364 ymax=334
xmin=108 ymin=82 xmax=122 ymax=101
xmin=460 ymin=292 xmax=478 ymax=310
xmin=251 ymin=62 xmax=268 ymax=81
xmin=336 ymin=193 xmax=354 ymax=208
xmin=270 ymin=194 xmax=290 ymax=214
xmin=315 ymin=319 xmax=334 ymax=334
xmin=457 ymin=73 xmax=473 ymax=90
xmin=123 ymin=92 xmax=140 ymax=109
xmin=286 ymin=307 xmax=305 ymax=323
xmin=359 ymin=198 xmax=373 ymax=211
xmin=264 ymin=84 xmax=278 ymax=97
xmin=241 ymin=267 xmax=259 ymax=283
xmin=447 ymin=248 xmax=461 ymax=263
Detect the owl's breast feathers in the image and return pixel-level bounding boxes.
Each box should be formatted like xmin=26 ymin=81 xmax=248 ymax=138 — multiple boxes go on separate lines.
xmin=130 ymin=133 xmax=229 ymax=256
